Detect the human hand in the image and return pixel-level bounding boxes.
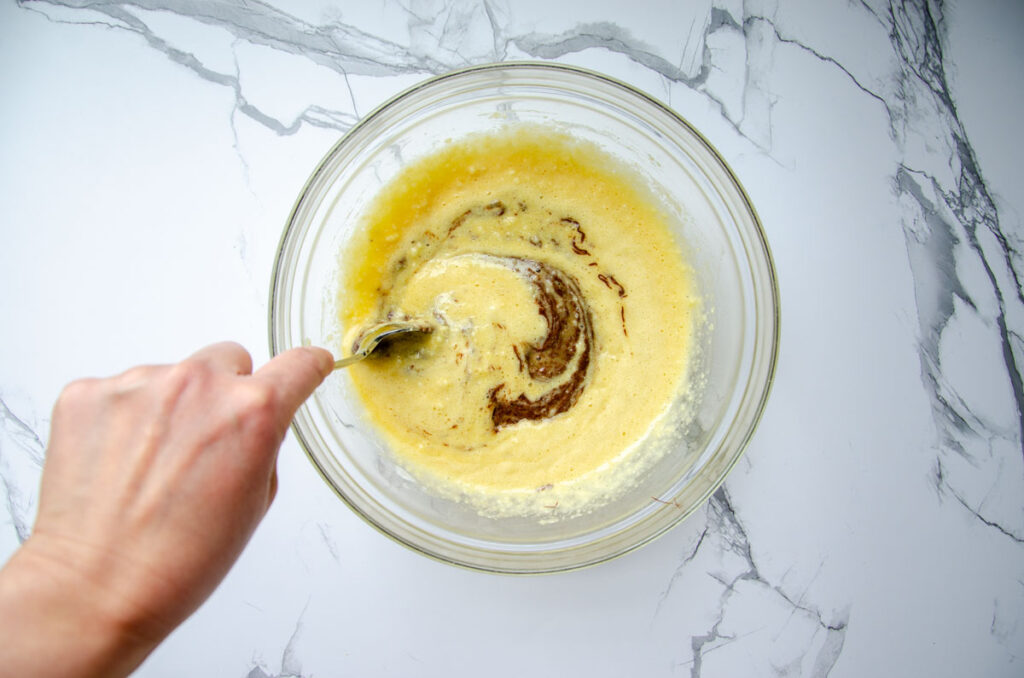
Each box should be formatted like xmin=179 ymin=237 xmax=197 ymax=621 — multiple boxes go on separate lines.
xmin=0 ymin=342 xmax=333 ymax=678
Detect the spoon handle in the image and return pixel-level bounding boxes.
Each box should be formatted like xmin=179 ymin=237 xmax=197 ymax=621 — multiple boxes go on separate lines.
xmin=333 ymin=354 xmax=366 ymax=370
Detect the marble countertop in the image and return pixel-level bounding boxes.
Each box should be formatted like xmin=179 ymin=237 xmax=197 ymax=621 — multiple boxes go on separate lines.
xmin=2 ymin=0 xmax=1022 ymax=675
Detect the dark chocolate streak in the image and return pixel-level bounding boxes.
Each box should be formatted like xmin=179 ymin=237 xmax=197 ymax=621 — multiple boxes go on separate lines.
xmin=432 ymin=202 xmax=621 ymax=429
xmin=487 ymin=257 xmax=594 ymax=430
xmin=562 ymin=217 xmax=590 ymax=256
xmin=448 ymin=200 xmax=507 ymax=235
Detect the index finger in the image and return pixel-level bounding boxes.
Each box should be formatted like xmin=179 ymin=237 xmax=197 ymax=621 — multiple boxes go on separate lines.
xmin=188 ymin=341 xmax=254 ymax=375
xmin=253 ymin=346 xmax=334 ymax=416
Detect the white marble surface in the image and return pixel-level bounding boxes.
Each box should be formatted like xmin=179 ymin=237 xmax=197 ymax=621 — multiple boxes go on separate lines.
xmin=2 ymin=0 xmax=1023 ymax=675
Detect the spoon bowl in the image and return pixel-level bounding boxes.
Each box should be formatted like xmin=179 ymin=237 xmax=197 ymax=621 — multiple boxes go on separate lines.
xmin=333 ymin=320 xmax=432 ymax=369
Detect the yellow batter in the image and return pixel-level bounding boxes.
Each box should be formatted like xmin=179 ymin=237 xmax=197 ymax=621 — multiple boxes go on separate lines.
xmin=339 ymin=126 xmax=701 ymax=515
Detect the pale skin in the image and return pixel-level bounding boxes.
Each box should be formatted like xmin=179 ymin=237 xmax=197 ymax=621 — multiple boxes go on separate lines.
xmin=0 ymin=342 xmax=334 ymax=678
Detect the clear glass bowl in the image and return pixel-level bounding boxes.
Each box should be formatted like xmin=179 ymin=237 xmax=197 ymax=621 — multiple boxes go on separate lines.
xmin=269 ymin=62 xmax=779 ymax=573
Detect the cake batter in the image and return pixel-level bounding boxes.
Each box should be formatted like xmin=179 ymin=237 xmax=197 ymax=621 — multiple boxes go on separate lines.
xmin=339 ymin=127 xmax=701 ymax=515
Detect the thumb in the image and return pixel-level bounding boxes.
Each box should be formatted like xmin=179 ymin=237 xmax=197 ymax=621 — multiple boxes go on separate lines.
xmin=254 ymin=347 xmax=334 ymax=421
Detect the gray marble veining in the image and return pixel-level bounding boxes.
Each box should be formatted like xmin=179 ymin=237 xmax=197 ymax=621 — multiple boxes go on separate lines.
xmin=658 ymin=489 xmax=849 ymax=678
xmin=886 ymin=1 xmax=1024 ymax=541
xmin=0 ymin=397 xmax=45 ymax=545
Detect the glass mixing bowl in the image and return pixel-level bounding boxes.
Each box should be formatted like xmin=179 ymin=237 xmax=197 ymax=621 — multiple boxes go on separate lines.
xmin=269 ymin=62 xmax=778 ymax=573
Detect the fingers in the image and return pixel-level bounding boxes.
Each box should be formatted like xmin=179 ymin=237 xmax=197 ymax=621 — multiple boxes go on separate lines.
xmin=253 ymin=347 xmax=334 ymax=416
xmin=188 ymin=342 xmax=253 ymax=376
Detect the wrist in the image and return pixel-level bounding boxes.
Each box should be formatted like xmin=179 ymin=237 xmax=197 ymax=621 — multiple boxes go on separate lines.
xmin=0 ymin=537 xmax=161 ymax=678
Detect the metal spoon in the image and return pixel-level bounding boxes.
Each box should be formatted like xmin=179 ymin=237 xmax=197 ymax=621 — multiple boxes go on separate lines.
xmin=333 ymin=320 xmax=432 ymax=370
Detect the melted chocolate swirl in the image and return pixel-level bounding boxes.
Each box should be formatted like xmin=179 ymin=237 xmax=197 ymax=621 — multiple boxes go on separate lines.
xmin=487 ymin=257 xmax=594 ymax=430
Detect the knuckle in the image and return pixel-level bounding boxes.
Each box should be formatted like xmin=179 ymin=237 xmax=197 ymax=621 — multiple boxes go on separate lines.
xmin=221 ymin=341 xmax=253 ymax=372
xmin=240 ymin=381 xmax=277 ymax=417
xmin=223 ymin=341 xmax=249 ymax=358
xmin=237 ymin=382 xmax=282 ymax=441
xmin=56 ymin=377 xmax=99 ymax=406
xmin=112 ymin=365 xmax=160 ymax=392
xmin=164 ymin=358 xmax=212 ymax=393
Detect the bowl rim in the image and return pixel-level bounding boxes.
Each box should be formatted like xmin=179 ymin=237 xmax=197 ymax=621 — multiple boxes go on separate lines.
xmin=269 ymin=60 xmax=780 ymax=574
